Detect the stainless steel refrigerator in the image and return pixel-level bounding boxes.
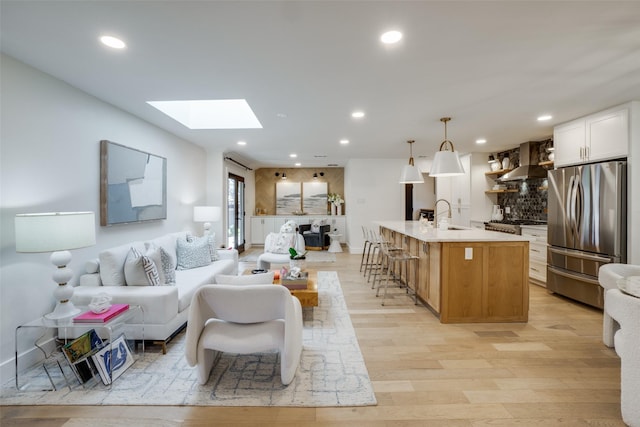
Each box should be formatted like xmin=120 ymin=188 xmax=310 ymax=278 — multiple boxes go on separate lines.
xmin=547 ymin=160 xmax=627 ymax=308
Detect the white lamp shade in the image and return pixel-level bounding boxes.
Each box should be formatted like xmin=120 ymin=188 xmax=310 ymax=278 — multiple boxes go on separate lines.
xmin=193 ymin=206 xmax=221 ymax=222
xmin=399 ymin=164 xmax=424 ymax=184
xmin=15 ymin=212 xmax=96 ymax=253
xmin=429 ymin=151 xmax=465 ymax=177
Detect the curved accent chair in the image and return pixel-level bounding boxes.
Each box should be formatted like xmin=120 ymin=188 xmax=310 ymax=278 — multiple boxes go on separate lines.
xmin=185 ymin=284 xmax=303 ymax=385
xmin=257 ymin=220 xmax=306 ymax=271
xmin=598 ymin=263 xmax=640 ymax=427
xmin=598 ymin=263 xmax=640 ymax=346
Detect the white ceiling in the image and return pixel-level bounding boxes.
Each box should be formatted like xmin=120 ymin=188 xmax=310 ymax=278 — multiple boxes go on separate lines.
xmin=2 ymin=1 xmax=640 ymax=169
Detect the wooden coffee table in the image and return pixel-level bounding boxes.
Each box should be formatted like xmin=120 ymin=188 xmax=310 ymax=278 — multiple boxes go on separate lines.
xmin=243 ymin=269 xmax=318 ymax=307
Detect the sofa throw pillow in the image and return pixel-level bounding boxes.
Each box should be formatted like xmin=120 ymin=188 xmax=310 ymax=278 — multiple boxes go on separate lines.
xmin=214 ymin=271 xmax=275 ymax=285
xmin=145 ymin=243 xmax=176 ymax=285
xmin=311 ymin=220 xmax=321 ymax=233
xmin=177 ymin=236 xmax=212 ymax=270
xmin=266 ymin=232 xmax=295 ymax=254
xmin=124 ymin=247 xmax=160 ymax=286
xmin=186 ymin=233 xmax=218 ymax=262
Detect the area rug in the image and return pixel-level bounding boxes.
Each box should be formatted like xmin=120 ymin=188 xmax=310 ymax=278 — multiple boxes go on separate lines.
xmin=239 ymin=250 xmax=336 ymax=263
xmin=1 ymin=271 xmax=376 ymax=407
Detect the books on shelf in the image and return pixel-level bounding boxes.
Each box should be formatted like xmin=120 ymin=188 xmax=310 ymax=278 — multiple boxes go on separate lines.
xmin=73 ymin=304 xmax=129 ymax=323
xmin=91 ymin=334 xmax=135 ymax=385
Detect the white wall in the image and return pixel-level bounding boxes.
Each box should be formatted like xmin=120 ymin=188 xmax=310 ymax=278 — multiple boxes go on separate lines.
xmin=0 ymin=54 xmax=210 ymax=383
xmin=344 ymin=158 xmax=406 ymax=253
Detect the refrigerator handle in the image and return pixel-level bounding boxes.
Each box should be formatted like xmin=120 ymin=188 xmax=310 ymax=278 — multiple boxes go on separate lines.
xmin=575 ymin=175 xmax=583 ymax=239
xmin=566 ymin=175 xmax=574 ymax=241
xmin=567 ymin=175 xmax=579 ymax=242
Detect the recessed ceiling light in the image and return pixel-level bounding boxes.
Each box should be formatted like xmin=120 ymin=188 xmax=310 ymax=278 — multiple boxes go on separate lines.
xmin=340 ymin=139 xmax=349 ymax=145
xmin=351 ymin=111 xmax=365 ymax=118
xmin=289 ymin=153 xmax=297 ymax=158
xmin=146 ymin=99 xmax=262 ymax=129
xmin=380 ymin=30 xmax=403 ymax=44
xmin=100 ymin=35 xmax=126 ymax=49
xmin=295 ymin=162 xmax=301 ymax=167
xmin=237 ymin=141 xmax=247 ymax=146
xmin=476 ymin=138 xmax=487 ymax=144
xmin=537 ymin=114 xmax=553 ymax=121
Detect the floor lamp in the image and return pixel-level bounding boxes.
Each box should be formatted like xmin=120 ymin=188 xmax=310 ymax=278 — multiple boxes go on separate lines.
xmin=15 ymin=212 xmax=96 ymax=320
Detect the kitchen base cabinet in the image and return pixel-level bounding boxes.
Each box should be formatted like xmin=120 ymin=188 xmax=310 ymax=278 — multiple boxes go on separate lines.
xmin=378 ymin=223 xmax=529 ymax=323
xmin=440 ymin=242 xmax=529 ymax=323
xmin=521 ymin=225 xmax=547 ymax=287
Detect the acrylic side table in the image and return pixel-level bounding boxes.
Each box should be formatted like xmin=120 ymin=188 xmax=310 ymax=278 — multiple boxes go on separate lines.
xmin=15 ymin=305 xmax=144 ymax=391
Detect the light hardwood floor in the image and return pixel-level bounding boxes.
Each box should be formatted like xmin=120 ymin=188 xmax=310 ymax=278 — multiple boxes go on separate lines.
xmin=1 ymin=248 xmax=625 ymax=426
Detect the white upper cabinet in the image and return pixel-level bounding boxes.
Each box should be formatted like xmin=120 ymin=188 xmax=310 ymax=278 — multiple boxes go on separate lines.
xmin=554 ymin=105 xmax=629 ymax=167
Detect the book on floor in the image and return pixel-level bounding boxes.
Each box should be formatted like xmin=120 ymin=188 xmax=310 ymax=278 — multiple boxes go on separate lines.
xmin=91 ymin=334 xmax=135 ymax=385
xmin=61 ymin=329 xmax=103 ymax=384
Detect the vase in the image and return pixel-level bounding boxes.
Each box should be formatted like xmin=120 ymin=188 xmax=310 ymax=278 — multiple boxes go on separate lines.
xmin=331 ymin=204 xmax=336 ymax=215
xmin=290 ymin=258 xmax=306 ymax=271
xmin=337 ymin=204 xmax=342 ymax=216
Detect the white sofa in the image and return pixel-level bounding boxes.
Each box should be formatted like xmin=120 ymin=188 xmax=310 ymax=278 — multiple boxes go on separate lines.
xmin=72 ymin=231 xmax=238 ymax=353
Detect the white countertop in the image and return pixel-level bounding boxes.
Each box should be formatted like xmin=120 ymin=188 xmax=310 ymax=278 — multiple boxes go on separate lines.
xmin=374 ymin=221 xmax=530 ymax=242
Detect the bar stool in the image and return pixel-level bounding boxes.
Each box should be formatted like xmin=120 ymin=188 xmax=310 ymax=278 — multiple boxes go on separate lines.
xmin=359 ymin=226 xmax=372 ymax=273
xmin=375 ymin=239 xmax=419 ymax=306
xmin=368 ymin=230 xmax=401 ymax=290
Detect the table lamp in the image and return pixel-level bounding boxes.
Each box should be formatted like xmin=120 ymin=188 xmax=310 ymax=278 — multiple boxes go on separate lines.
xmin=193 ymin=206 xmax=221 ymax=235
xmin=15 ymin=211 xmax=96 ymax=320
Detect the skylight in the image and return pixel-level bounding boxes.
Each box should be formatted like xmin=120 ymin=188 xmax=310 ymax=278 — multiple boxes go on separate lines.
xmin=146 ymin=99 xmax=263 ymax=129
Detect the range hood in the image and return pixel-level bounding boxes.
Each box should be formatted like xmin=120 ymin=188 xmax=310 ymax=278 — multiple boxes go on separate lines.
xmin=500 ymin=141 xmax=548 ymax=181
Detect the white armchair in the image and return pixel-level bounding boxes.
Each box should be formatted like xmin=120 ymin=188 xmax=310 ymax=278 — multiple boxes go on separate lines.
xmin=598 ymin=263 xmax=640 ymax=346
xmin=604 ymin=288 xmax=640 ymax=427
xmin=257 ymin=220 xmax=306 ymax=271
xmin=185 ymin=284 xmax=303 ymax=385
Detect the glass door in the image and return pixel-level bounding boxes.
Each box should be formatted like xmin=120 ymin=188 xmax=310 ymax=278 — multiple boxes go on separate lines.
xmin=227 ymin=173 xmax=245 ymax=252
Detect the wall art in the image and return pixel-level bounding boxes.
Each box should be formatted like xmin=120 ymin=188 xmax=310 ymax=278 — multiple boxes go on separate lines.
xmin=100 ymin=140 xmax=167 ymax=226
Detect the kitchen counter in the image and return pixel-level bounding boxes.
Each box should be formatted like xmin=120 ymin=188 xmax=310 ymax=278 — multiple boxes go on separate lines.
xmin=374 ymin=221 xmax=530 ymax=242
xmin=374 ymin=221 xmax=529 ymax=324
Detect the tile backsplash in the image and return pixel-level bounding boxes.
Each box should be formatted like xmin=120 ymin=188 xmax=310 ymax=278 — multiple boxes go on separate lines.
xmin=497 ymin=178 xmax=548 ymax=222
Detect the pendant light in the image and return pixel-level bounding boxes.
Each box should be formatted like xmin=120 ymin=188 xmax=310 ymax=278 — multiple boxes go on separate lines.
xmin=429 ymin=117 xmax=465 ymax=177
xmin=399 ymin=140 xmax=424 ymax=184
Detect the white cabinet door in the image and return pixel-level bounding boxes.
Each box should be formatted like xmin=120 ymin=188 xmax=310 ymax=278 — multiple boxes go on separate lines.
xmin=554 ymin=119 xmax=585 ymax=167
xmin=250 ymin=217 xmax=276 ymax=244
xmin=555 ymin=106 xmax=629 ymax=167
xmin=450 ymin=206 xmax=470 ymax=227
xmin=452 ymin=154 xmax=471 ymax=206
xmin=587 ymin=108 xmax=629 ymax=162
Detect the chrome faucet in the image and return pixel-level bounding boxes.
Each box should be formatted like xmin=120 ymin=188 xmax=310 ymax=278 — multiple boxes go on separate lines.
xmin=434 ymin=199 xmax=452 ymax=228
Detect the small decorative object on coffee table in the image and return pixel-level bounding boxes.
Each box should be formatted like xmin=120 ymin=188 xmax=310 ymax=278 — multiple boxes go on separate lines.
xmin=289 ymin=247 xmax=307 ymax=270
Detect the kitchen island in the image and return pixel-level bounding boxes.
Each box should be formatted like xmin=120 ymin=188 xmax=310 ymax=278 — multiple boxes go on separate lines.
xmin=375 ymin=221 xmax=530 ymax=323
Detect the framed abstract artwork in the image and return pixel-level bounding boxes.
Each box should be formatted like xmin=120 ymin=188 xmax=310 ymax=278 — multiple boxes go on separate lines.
xmin=100 ymin=140 xmax=167 ymax=226
xmin=302 ymin=182 xmax=328 ymax=214
xmin=276 ymin=181 xmax=301 ymax=215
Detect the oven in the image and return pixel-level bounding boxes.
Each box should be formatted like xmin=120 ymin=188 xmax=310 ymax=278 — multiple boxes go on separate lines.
xmin=484 ymin=220 xmax=547 ymax=235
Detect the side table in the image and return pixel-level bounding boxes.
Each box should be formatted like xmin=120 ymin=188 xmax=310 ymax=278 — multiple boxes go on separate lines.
xmin=15 ymin=305 xmax=144 ymax=391
xmin=328 ymin=233 xmax=342 ymax=253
